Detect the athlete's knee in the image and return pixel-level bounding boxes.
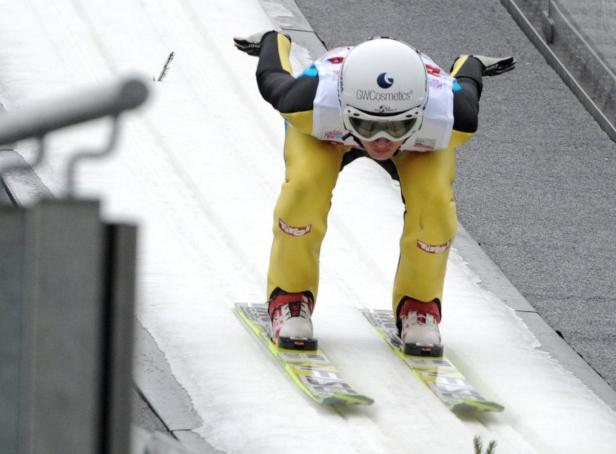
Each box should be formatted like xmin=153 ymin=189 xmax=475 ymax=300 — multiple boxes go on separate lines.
xmin=284 ymin=171 xmax=336 ymax=205
xmin=402 ymin=190 xmax=456 ymax=241
xmin=421 ymin=196 xmax=457 ymax=238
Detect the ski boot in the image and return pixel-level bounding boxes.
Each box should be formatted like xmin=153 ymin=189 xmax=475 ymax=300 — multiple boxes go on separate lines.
xmin=398 ymin=297 xmax=443 ymax=357
xmin=268 ymin=289 xmax=317 ymax=350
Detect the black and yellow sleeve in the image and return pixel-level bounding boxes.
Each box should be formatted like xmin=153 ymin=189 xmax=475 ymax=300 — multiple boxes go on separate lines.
xmin=256 ymin=32 xmax=318 ymax=134
xmin=447 ymin=55 xmax=484 ymax=147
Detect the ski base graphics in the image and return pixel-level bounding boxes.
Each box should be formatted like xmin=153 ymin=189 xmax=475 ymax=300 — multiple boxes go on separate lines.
xmin=235 ymin=303 xmax=374 ymax=406
xmin=361 ymin=308 xmax=504 ymax=413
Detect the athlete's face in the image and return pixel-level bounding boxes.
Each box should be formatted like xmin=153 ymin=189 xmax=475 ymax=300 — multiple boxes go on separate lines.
xmin=361 ymin=138 xmax=404 ymax=161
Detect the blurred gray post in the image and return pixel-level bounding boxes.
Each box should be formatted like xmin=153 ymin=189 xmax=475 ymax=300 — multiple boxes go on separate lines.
xmin=0 ymin=207 xmax=26 ymax=453
xmin=541 ymin=0 xmax=555 ymax=44
xmin=19 ymin=199 xmax=107 ymax=453
xmin=0 ymin=76 xmax=147 ymax=454
xmin=8 ymin=200 xmax=138 ymax=454
xmin=105 ymin=222 xmax=138 ymax=454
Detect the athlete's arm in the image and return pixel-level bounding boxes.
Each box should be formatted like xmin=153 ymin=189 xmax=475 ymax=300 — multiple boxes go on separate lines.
xmin=256 ymin=32 xmax=318 ymax=132
xmin=450 ymin=56 xmax=483 ymax=134
xmin=449 ymin=54 xmax=515 ymax=138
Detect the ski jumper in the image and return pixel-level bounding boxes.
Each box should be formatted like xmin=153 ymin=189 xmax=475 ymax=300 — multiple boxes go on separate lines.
xmin=257 ymin=31 xmax=483 ymax=317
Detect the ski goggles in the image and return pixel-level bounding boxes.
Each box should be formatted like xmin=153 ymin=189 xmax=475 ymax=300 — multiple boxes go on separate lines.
xmin=343 ymin=106 xmax=423 ymax=141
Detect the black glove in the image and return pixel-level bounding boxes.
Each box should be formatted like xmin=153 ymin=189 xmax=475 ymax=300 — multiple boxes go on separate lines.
xmin=233 ymin=30 xmax=282 ymax=56
xmin=473 ymin=55 xmax=516 ymax=76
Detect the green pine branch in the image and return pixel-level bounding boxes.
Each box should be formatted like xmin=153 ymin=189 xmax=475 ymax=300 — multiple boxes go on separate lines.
xmin=474 ymin=435 xmax=497 ymax=454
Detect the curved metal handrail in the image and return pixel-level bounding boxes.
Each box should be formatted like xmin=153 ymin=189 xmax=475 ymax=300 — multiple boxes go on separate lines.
xmin=0 ymin=76 xmax=149 ymax=193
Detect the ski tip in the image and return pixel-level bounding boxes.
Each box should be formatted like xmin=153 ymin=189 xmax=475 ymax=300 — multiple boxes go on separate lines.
xmin=452 ymin=400 xmax=505 ymax=414
xmin=324 ymin=393 xmax=375 ymax=407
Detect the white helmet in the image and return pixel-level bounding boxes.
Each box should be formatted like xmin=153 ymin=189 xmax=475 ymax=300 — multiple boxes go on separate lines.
xmin=339 ymin=38 xmax=428 ymax=142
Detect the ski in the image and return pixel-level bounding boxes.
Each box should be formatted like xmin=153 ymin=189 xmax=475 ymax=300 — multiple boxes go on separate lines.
xmin=235 ymin=303 xmax=374 ymax=406
xmin=361 ymin=308 xmax=504 ymax=413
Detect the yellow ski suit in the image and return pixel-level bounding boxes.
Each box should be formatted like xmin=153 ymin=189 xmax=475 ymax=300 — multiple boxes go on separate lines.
xmin=256 ymin=32 xmax=484 ymax=318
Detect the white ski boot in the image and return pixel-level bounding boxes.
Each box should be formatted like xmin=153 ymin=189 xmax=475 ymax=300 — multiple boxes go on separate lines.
xmin=268 ymin=291 xmax=316 ymax=350
xmin=398 ymin=298 xmax=443 ymax=356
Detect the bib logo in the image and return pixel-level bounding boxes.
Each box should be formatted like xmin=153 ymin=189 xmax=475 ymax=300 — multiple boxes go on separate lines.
xmin=279 ymin=218 xmax=312 ymax=237
xmin=425 ymin=64 xmax=441 ymax=76
xmin=377 ymin=72 xmax=394 ymax=89
xmin=417 ymin=239 xmax=451 ymax=254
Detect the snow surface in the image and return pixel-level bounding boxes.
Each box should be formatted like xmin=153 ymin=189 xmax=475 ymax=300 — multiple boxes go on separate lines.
xmin=1 ymin=0 xmax=616 ymax=452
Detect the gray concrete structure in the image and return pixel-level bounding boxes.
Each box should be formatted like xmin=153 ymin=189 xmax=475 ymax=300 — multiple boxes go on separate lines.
xmin=20 ymin=200 xmax=106 ymax=453
xmin=0 ymin=199 xmax=139 ymax=454
xmin=0 ymin=207 xmax=26 ymax=453
xmin=132 ymin=388 xmax=169 ymax=434
xmin=0 ymin=152 xmax=52 ymax=206
xmin=106 ymin=223 xmax=140 ymax=454
xmin=133 ymin=323 xmax=222 ymax=453
xmin=0 ymin=181 xmax=11 ymax=205
xmin=132 ymin=427 xmax=199 ymax=454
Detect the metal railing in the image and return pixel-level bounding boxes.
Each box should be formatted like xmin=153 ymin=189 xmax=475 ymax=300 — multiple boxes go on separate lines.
xmin=501 ymin=0 xmax=616 ymax=142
